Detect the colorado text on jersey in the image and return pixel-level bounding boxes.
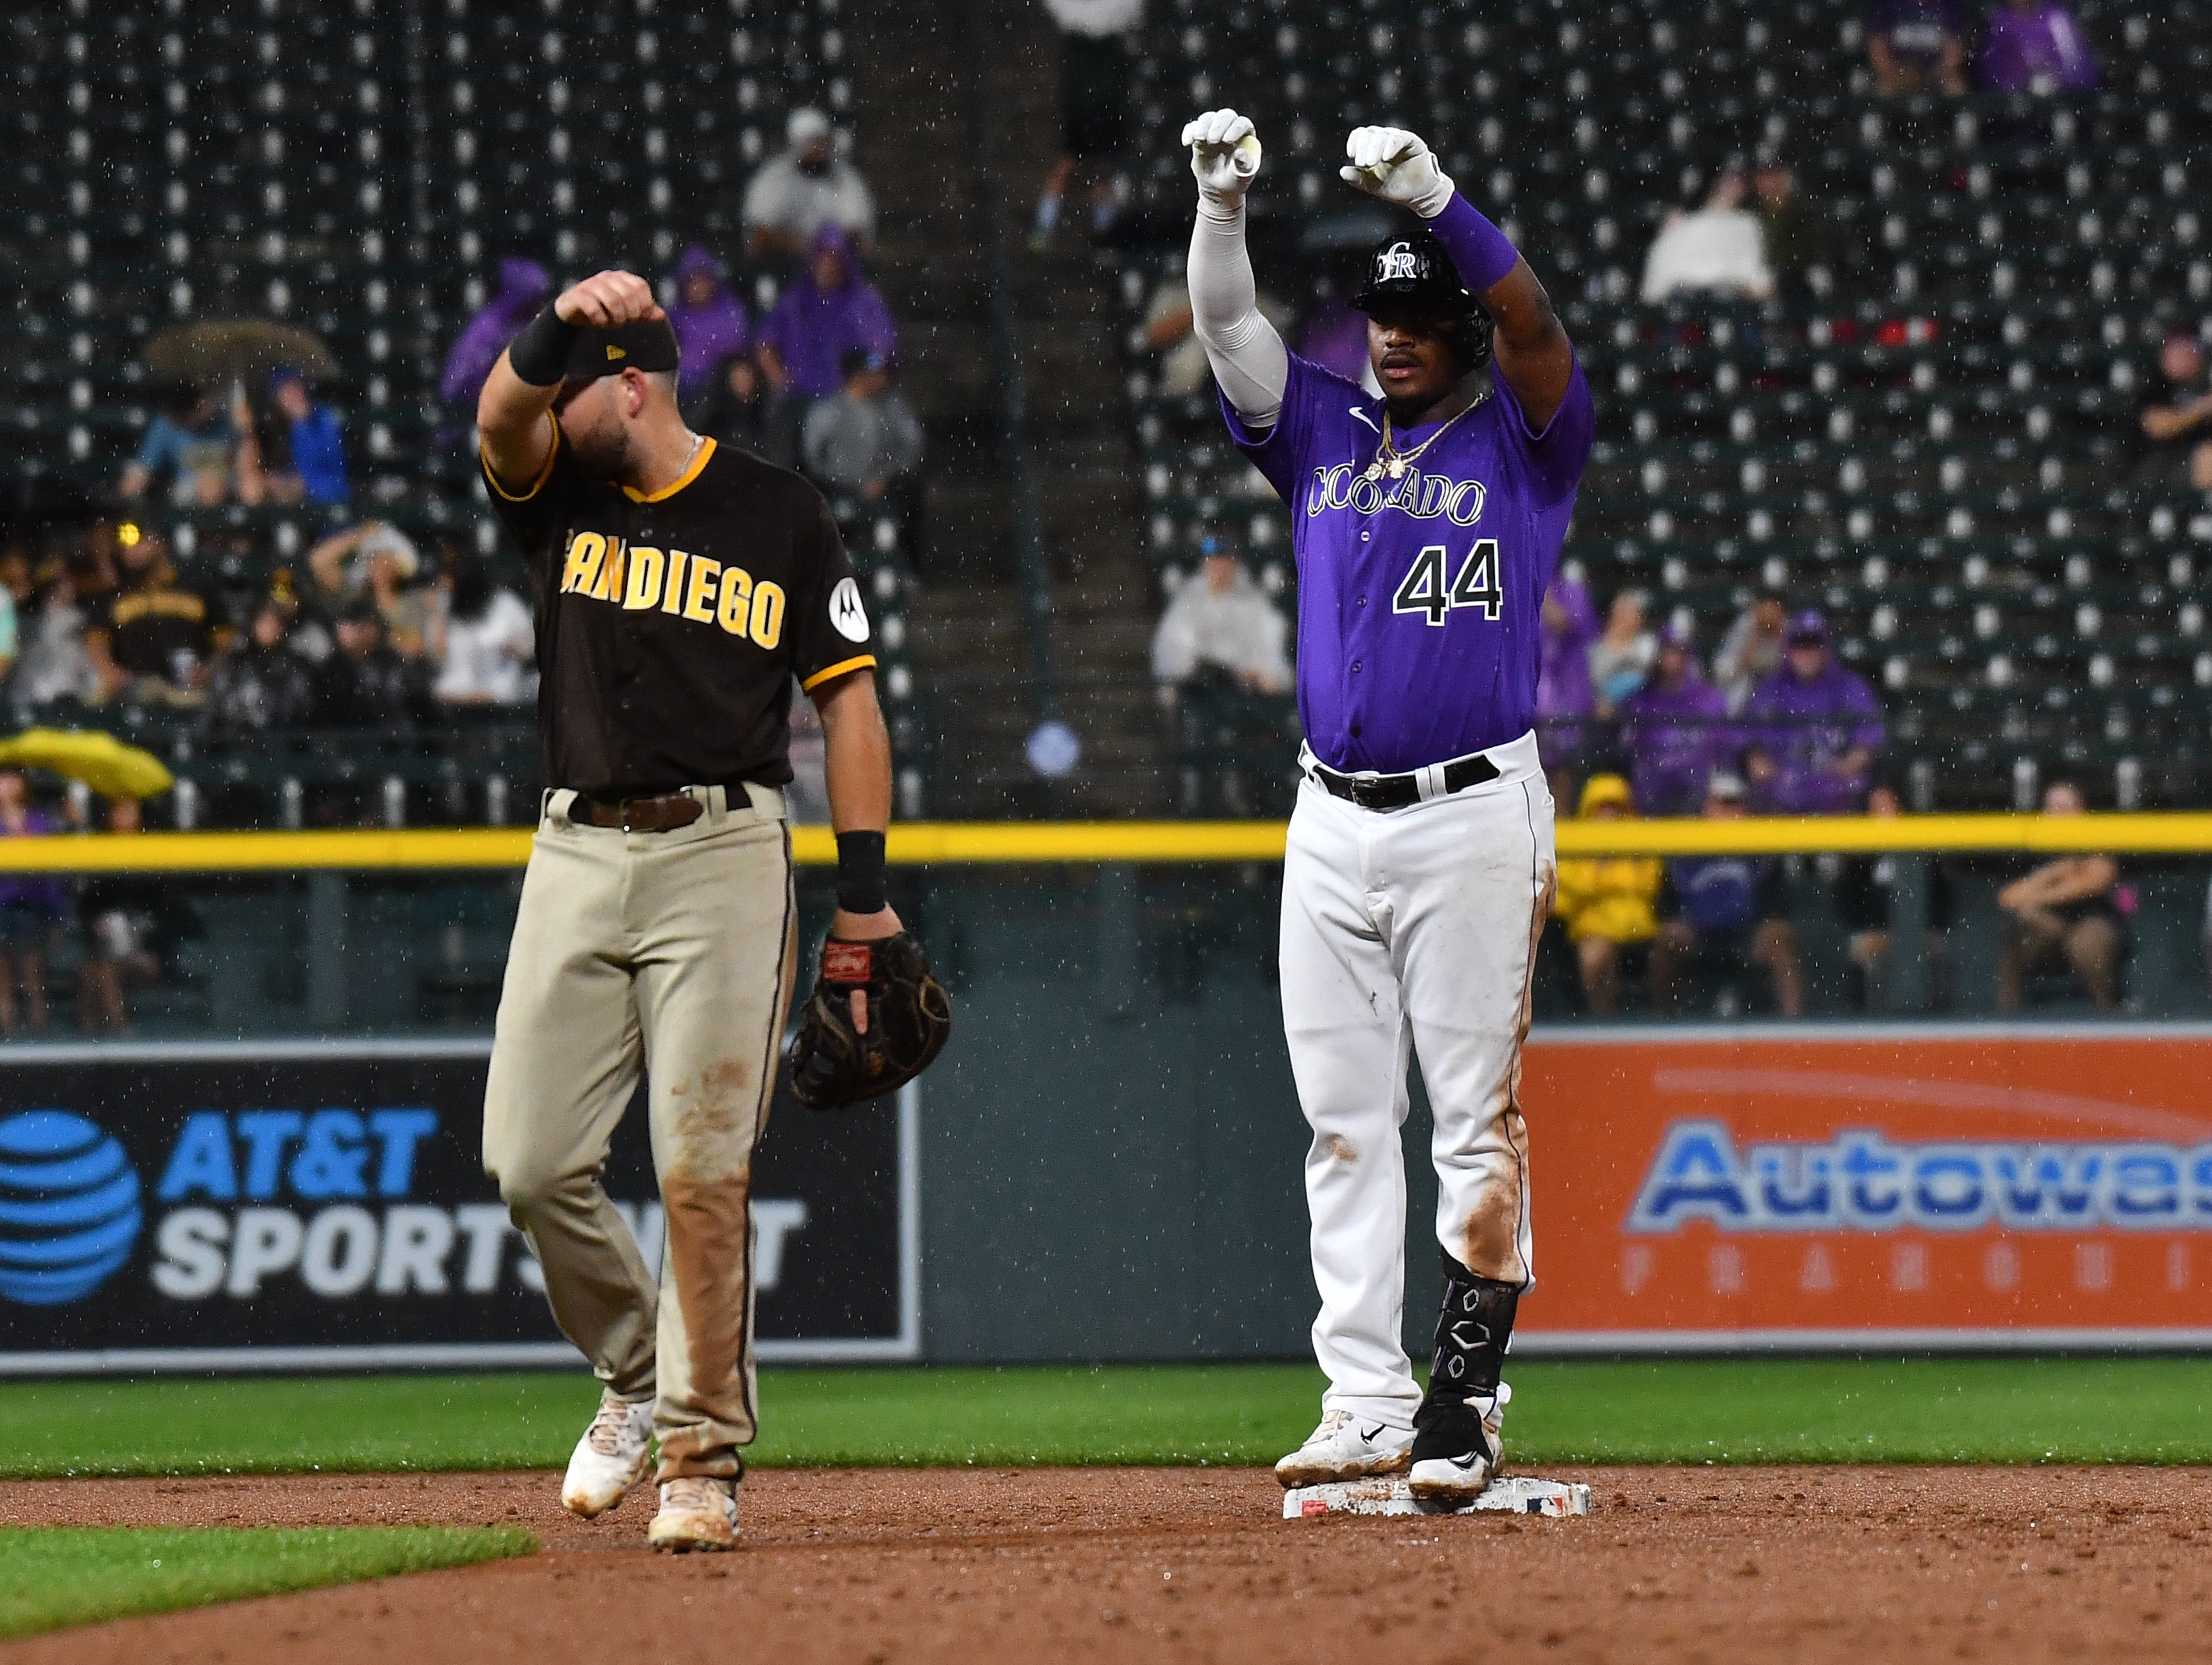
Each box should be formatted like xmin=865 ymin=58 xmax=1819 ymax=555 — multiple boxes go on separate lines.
xmin=1305 ymin=463 xmax=1489 ymax=524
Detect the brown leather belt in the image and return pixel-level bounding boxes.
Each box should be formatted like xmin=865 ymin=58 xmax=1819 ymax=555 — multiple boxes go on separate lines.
xmin=571 ymin=791 xmax=704 ymax=833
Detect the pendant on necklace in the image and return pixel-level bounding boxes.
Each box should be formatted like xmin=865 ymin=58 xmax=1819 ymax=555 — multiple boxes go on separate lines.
xmin=1363 ymin=461 xmax=1385 ymax=484
xmin=1387 ymin=458 xmax=1407 ymax=480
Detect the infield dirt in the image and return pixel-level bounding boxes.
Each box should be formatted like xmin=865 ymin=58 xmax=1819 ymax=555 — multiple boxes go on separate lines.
xmin=3 ymin=1465 xmax=2208 ymax=1663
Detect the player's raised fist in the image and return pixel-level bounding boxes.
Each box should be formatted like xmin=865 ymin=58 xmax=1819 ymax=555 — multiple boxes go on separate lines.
xmin=1340 ymin=126 xmax=1456 ymax=219
xmin=1183 ymin=108 xmax=1263 ymax=207
xmin=553 ymin=269 xmax=666 ymax=329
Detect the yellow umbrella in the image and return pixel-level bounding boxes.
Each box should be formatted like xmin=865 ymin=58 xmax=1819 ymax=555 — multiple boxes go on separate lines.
xmin=0 ymin=729 xmax=175 ymax=801
xmin=143 ymin=320 xmax=337 ymax=384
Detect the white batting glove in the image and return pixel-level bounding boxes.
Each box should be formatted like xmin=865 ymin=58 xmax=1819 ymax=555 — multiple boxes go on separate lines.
xmin=1183 ymin=108 xmax=1263 ymax=211
xmin=1340 ymin=126 xmax=1456 ymax=219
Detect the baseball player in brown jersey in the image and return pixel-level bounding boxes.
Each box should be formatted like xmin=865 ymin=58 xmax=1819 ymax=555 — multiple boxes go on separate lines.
xmin=476 ymin=269 xmax=898 ymax=1552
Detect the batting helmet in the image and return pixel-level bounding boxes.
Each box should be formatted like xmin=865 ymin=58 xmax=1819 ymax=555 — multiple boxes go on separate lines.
xmin=1352 ymin=227 xmax=1493 ymax=373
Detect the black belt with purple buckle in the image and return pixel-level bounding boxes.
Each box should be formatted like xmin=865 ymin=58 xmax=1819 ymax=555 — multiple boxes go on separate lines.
xmin=1306 ymin=753 xmax=1500 ymax=811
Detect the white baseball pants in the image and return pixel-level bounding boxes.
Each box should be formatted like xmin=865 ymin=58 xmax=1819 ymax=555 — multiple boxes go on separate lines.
xmin=1278 ymin=730 xmax=1556 ymax=1427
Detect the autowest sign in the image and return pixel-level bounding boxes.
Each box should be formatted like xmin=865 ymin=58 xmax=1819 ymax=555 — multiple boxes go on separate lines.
xmin=0 ymin=1040 xmax=915 ymax=1372
xmin=1515 ymin=1027 xmax=2212 ymax=1352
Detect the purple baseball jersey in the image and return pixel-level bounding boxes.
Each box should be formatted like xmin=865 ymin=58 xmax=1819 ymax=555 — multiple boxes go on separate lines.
xmin=1222 ymin=351 xmax=1594 ymax=774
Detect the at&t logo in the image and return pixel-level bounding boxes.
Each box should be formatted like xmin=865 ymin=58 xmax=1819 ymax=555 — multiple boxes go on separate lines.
xmin=0 ymin=1110 xmax=142 ymax=1305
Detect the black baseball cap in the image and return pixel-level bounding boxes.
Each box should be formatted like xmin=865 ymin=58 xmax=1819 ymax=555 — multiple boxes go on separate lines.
xmin=561 ymin=318 xmax=681 ymax=383
xmin=1353 ymin=227 xmax=1477 ymax=314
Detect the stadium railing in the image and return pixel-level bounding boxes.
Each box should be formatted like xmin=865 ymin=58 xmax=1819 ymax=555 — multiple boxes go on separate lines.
xmin=0 ymin=813 xmax=2206 ymax=1036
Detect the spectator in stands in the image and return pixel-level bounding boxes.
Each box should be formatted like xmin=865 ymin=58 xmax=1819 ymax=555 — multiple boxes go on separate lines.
xmin=0 ymin=780 xmax=61 ymax=1019
xmin=308 ymin=520 xmax=426 ymax=654
xmin=1638 ymin=171 xmax=1775 ymax=305
xmin=440 ymin=257 xmax=552 ymax=413
xmin=76 ymin=522 xmax=121 ymax=614
xmin=757 ymin=227 xmax=898 ymax=465
xmin=1621 ymin=624 xmax=1732 ymax=815
xmin=431 ymin=555 xmax=535 ymax=708
xmin=0 ymin=555 xmax=20 ymax=693
xmin=1715 ymin=591 xmax=1788 ymax=712
xmin=1995 ymin=779 xmax=2124 ymax=1012
xmin=743 ymin=107 xmax=877 ymax=260
xmin=1144 ymin=264 xmax=1293 ymax=399
xmin=1587 ymin=589 xmax=1656 ymax=716
xmin=1553 ymin=774 xmax=1664 ymax=1018
xmin=1865 ymin=1 xmax=1969 ymax=95
xmin=786 ymin=683 xmax=833 ymax=825
xmin=13 ymin=562 xmax=97 ymax=707
xmin=1742 ymin=611 xmax=1885 ymax=813
xmin=667 ymin=246 xmax=750 ymax=408
xmin=120 ymin=386 xmax=239 ymax=508
xmin=693 ymin=351 xmax=770 ymax=456
xmin=1979 ymin=0 xmax=2098 ymax=93
xmin=313 ymin=597 xmax=427 ymax=730
xmin=0 ymin=768 xmax=64 ymax=1036
xmin=244 ymin=369 xmax=349 ymax=508
xmin=1151 ymin=534 xmax=1291 ymax=697
xmin=1650 ymin=772 xmax=1805 ymax=1018
xmin=197 ymin=584 xmax=316 ymax=736
xmin=1537 ymin=572 xmax=1598 ymax=749
xmin=1836 ymin=781 xmax=1955 ymax=1012
xmin=1030 ymin=0 xmax=1140 ymax=249
xmin=1752 ymin=162 xmax=1827 ymax=297
xmin=2134 ymin=332 xmax=2212 ymax=491
xmin=85 ymin=531 xmax=219 ymax=705
xmin=78 ymin=794 xmax=194 ymax=1036
xmin=803 ymin=349 xmax=924 ymax=505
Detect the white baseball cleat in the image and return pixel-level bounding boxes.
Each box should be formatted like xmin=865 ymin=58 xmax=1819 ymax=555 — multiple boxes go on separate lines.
xmin=648 ymin=1476 xmax=739 ymax=1552
xmin=1274 ymin=1409 xmax=1415 ymax=1488
xmin=1408 ymin=1383 xmax=1510 ymax=1505
xmin=560 ymin=1391 xmax=656 ymax=1519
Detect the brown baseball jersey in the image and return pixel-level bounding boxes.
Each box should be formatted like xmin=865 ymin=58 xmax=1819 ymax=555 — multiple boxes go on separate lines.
xmin=482 ymin=424 xmax=876 ymax=795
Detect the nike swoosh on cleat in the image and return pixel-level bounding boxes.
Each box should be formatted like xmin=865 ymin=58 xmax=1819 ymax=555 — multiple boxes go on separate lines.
xmin=1449 ymin=1454 xmax=1482 ymax=1470
xmin=1360 ymin=1424 xmax=1387 ymax=1442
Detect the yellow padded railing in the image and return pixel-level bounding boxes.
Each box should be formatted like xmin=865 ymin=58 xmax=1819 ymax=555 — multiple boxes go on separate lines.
xmin=0 ymin=814 xmax=2202 ymax=871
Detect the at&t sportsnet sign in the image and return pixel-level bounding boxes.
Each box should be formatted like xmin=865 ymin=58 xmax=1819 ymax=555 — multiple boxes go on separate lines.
xmin=1513 ymin=1028 xmax=2212 ymax=1353
xmin=0 ymin=1040 xmax=917 ymax=1372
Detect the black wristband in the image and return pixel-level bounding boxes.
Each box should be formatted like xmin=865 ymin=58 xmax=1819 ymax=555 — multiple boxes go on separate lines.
xmin=507 ymin=305 xmax=581 ymax=386
xmin=834 ymin=830 xmax=889 ymax=915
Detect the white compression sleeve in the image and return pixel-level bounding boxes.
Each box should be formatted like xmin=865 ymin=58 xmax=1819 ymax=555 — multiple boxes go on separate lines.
xmin=1187 ymin=201 xmax=1288 ymax=429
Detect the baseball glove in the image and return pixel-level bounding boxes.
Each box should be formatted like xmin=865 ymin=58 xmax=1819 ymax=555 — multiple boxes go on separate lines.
xmin=788 ymin=932 xmax=953 ymax=1110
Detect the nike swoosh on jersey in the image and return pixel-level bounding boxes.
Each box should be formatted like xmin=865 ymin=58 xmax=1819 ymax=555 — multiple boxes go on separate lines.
xmin=1349 ymin=407 xmax=1381 ymax=433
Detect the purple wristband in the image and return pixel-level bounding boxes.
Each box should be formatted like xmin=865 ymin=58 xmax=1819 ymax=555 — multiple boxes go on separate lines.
xmin=1429 ymin=193 xmax=1520 ymax=295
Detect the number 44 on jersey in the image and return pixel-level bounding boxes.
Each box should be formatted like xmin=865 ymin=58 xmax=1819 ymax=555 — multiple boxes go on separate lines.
xmin=1393 ymin=540 xmax=1503 ymax=626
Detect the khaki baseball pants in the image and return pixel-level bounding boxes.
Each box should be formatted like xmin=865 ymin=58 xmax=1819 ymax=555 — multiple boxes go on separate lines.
xmin=482 ymin=784 xmax=794 ymax=1480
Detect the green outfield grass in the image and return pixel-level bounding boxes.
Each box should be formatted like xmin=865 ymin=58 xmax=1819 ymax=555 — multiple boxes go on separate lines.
xmin=0 ymin=1526 xmax=535 ymax=1640
xmin=4 ymin=1358 xmax=2211 ymax=1480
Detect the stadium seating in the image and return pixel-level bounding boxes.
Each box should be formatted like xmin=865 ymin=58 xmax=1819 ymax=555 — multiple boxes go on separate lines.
xmin=0 ymin=0 xmax=924 ymax=824
xmin=1115 ymin=0 xmax=2212 ymax=808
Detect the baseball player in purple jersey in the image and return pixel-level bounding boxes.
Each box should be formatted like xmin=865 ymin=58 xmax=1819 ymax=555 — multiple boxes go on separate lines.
xmin=1181 ymin=110 xmax=1593 ymax=1502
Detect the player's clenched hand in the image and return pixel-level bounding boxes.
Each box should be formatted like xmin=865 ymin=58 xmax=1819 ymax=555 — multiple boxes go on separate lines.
xmin=553 ymin=270 xmax=665 ymax=328
xmin=1340 ymin=126 xmax=1456 ymax=219
xmin=1183 ymin=108 xmax=1262 ymax=209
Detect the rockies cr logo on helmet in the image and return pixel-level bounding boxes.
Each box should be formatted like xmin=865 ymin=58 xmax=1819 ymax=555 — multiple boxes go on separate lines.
xmin=1376 ymin=240 xmax=1422 ymax=283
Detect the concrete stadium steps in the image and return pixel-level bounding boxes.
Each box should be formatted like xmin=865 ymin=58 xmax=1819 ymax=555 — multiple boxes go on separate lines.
xmin=847 ymin=0 xmax=1166 ymax=816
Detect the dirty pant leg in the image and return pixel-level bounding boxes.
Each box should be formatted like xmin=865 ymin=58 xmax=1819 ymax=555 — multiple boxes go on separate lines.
xmin=1279 ymin=785 xmax=1420 ymax=1428
xmin=1389 ymin=773 xmax=1556 ymax=1291
xmin=482 ymin=828 xmax=656 ymax=1402
xmin=629 ymin=815 xmax=796 ymax=1480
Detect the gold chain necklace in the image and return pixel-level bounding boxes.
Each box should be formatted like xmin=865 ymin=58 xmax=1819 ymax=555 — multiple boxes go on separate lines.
xmin=1362 ymin=388 xmax=1489 ymax=484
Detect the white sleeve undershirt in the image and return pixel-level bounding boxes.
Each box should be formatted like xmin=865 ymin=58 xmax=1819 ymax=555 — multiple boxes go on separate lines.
xmin=1186 ymin=200 xmax=1289 ymax=431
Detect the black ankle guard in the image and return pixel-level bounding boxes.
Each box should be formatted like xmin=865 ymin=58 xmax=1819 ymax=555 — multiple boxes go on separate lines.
xmin=1426 ymin=1253 xmax=1519 ymax=1400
